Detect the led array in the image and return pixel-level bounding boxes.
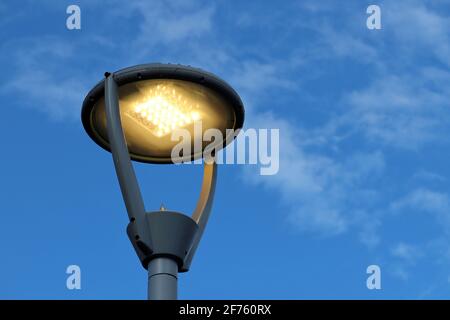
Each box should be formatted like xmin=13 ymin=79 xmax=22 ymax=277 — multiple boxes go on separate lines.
xmin=127 ymin=84 xmax=201 ymax=137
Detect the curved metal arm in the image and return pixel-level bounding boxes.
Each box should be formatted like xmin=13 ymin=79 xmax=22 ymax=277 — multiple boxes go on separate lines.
xmin=104 ymin=73 xmax=151 ymax=248
xmin=184 ymin=159 xmax=217 ymax=269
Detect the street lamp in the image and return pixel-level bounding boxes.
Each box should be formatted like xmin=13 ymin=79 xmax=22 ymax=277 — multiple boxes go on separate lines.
xmin=81 ymin=63 xmax=245 ymax=300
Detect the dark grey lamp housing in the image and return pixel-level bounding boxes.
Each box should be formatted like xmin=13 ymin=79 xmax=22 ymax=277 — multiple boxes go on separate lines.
xmin=81 ymin=63 xmax=245 ymax=300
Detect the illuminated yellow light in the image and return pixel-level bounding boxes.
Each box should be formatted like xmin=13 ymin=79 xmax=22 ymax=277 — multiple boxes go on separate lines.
xmin=191 ymin=111 xmax=200 ymax=121
xmin=125 ymin=83 xmax=202 ymax=137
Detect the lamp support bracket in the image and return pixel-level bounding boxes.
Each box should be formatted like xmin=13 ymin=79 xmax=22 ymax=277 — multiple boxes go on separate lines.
xmin=104 ymin=73 xmax=217 ymax=273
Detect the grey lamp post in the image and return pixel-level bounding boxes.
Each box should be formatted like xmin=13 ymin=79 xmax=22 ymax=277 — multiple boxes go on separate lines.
xmin=81 ymin=63 xmax=244 ymax=300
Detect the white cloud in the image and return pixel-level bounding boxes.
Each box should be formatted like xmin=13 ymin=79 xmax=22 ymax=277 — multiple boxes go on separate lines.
xmin=344 ymin=72 xmax=450 ymax=149
xmin=315 ymin=26 xmax=379 ymax=64
xmin=390 ymin=264 xmax=410 ymax=281
xmin=229 ymin=61 xmax=296 ymax=95
xmin=294 ymin=1 xmax=450 ymax=150
xmin=112 ymin=0 xmax=216 ymax=60
xmin=386 ymin=1 xmax=450 ymax=67
xmin=0 ymin=37 xmax=91 ymax=120
xmin=391 ymin=243 xmax=422 ymax=263
xmin=358 ymin=217 xmax=382 ymax=248
xmin=4 ymin=70 xmax=87 ymax=121
xmin=391 ymin=188 xmax=450 ymax=233
xmin=244 ymin=112 xmax=385 ymax=236
xmin=412 ymin=170 xmax=447 ymax=183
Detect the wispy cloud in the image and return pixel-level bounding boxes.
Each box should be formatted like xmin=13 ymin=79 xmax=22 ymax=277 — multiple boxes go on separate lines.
xmin=391 ymin=188 xmax=450 ymax=234
xmin=412 ymin=170 xmax=447 ymax=183
xmin=0 ymin=37 xmax=92 ymax=120
xmin=386 ymin=1 xmax=450 ymax=68
xmin=293 ymin=1 xmax=450 ymax=150
xmin=129 ymin=0 xmax=215 ymax=45
xmin=229 ymin=61 xmax=296 ymax=95
xmin=344 ymin=71 xmax=450 ymax=149
xmin=391 ymin=242 xmax=423 ymax=263
xmin=244 ymin=112 xmax=385 ymax=236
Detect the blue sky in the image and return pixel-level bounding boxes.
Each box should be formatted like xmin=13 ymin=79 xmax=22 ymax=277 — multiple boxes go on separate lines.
xmin=1 ymin=0 xmax=450 ymax=299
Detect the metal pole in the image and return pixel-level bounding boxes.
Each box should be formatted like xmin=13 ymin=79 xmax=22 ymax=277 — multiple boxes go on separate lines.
xmin=148 ymin=257 xmax=178 ymax=300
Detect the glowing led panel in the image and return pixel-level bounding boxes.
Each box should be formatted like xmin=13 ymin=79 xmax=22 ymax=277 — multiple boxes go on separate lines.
xmin=128 ymin=84 xmax=202 ymax=137
xmin=88 ymin=79 xmax=238 ymax=163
